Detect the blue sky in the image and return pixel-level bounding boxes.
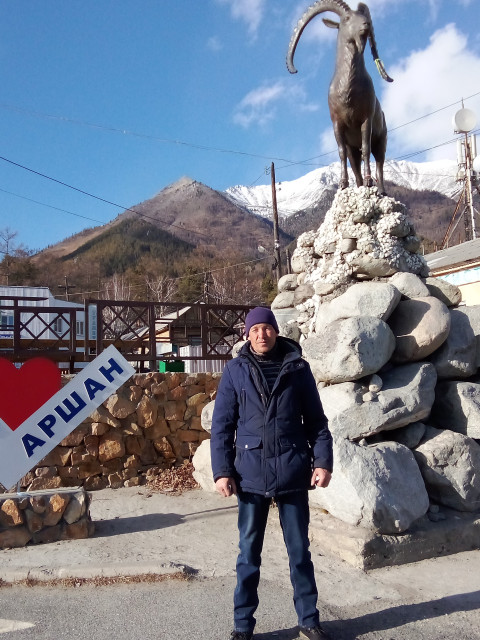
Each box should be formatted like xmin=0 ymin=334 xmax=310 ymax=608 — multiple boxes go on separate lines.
xmin=0 ymin=0 xmax=479 ymax=252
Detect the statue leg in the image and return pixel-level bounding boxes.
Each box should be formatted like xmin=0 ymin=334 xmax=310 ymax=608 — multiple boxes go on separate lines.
xmin=347 ymin=147 xmax=363 ymax=188
xmin=372 ymin=136 xmax=387 ymax=195
xmin=361 ymin=121 xmax=374 ymax=187
xmin=375 ymin=161 xmax=386 ymax=195
xmin=333 ymin=123 xmax=349 ymax=189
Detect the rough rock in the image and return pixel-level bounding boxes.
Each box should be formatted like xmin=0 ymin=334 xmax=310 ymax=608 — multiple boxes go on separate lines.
xmin=272 ymin=307 xmax=300 ymax=333
xmin=293 ymin=283 xmax=314 ymax=306
xmin=280 ymin=321 xmax=302 ymax=342
xmin=43 ymin=493 xmax=70 ymax=527
xmin=98 ymin=431 xmax=126 ymax=462
xmin=457 ymin=305 xmax=480 ymax=367
xmin=0 ymin=499 xmax=24 ymax=527
xmin=192 ymin=440 xmax=216 ymax=492
xmin=309 ymin=438 xmax=429 ymax=534
xmin=321 ymin=363 xmax=437 ymax=440
xmin=0 ymin=526 xmax=32 ymax=548
xmin=293 ymin=187 xmax=428 ymax=286
xmin=314 ymin=282 xmax=336 ymax=296
xmin=291 ymin=251 xmax=309 ymax=274
xmin=104 ymin=392 xmax=136 ymax=419
xmin=429 ymin=308 xmax=477 ymax=379
xmin=277 ymin=273 xmax=298 ymax=292
xmin=388 ymin=297 xmax=451 ymax=363
xmin=425 ymin=277 xmax=462 ymax=307
xmin=201 ymin=401 xmax=215 ymax=434
xmin=136 ymin=395 xmax=158 ymax=428
xmin=271 ymin=291 xmax=295 ymax=310
xmin=430 ymin=381 xmax=480 ymax=439
xmin=0 ymin=488 xmax=92 ymax=549
xmin=372 ymin=421 xmax=426 ymax=449
xmin=390 ymin=272 xmax=430 ymax=298
xmin=63 ymin=493 xmax=87 ymax=524
xmin=414 ymin=426 xmax=480 ymax=511
xmin=314 ymin=282 xmax=401 ymax=332
xmin=303 ymin=316 xmax=395 ymax=383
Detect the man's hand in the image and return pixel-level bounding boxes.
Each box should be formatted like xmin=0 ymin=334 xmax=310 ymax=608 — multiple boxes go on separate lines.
xmin=215 ymin=477 xmax=237 ymax=497
xmin=311 ymin=468 xmax=331 ymax=488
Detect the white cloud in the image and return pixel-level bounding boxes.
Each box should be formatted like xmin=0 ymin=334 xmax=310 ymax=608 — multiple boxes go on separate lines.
xmin=380 ymin=23 xmax=480 ymax=161
xmin=206 ymin=36 xmax=223 ymax=52
xmin=216 ymin=0 xmax=267 ymax=37
xmin=233 ymin=79 xmax=319 ymax=129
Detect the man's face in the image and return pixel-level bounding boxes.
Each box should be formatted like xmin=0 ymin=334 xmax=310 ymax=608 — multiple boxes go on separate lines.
xmin=248 ymin=323 xmax=277 ymax=354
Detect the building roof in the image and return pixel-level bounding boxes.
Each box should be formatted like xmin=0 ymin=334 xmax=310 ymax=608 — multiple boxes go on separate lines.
xmin=424 ymin=238 xmax=480 ymax=272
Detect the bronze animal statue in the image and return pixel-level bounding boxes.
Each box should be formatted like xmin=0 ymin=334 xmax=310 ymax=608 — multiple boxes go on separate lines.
xmin=287 ymin=0 xmax=393 ymax=194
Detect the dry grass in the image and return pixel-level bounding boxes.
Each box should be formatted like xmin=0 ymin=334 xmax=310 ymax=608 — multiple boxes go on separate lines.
xmin=0 ymin=571 xmax=196 ymax=589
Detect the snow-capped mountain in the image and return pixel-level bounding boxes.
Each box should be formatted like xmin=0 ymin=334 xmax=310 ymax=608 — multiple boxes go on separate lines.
xmin=225 ymin=159 xmax=459 ymax=220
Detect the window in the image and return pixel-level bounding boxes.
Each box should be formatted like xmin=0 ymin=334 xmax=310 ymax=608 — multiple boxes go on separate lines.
xmin=52 ymin=318 xmax=63 ymax=334
xmin=0 ymin=312 xmax=13 ymax=329
xmin=76 ymin=320 xmax=85 ymax=337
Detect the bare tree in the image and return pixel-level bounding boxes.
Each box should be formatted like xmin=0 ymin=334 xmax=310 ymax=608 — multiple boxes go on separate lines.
xmin=209 ymin=264 xmax=263 ymax=305
xmin=145 ymin=274 xmax=178 ymax=303
xmin=0 ymin=228 xmax=20 ymax=286
xmin=102 ymin=273 xmax=132 ymax=301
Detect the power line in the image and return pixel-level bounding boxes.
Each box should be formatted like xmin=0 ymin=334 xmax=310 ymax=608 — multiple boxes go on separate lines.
xmin=0 ymin=102 xmax=297 ymax=165
xmin=1 ymin=91 xmax=478 ymax=175
xmin=1 ymin=94 xmax=477 ymax=246
xmin=274 ymin=91 xmax=480 ymax=171
xmin=0 ymin=156 xmax=213 ymax=241
xmin=388 ymin=90 xmax=480 ymax=132
xmin=0 ymin=187 xmax=108 ymax=226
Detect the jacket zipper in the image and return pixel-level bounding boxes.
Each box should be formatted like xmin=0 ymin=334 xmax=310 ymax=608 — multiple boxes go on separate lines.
xmin=243 ymin=352 xmax=305 ymax=496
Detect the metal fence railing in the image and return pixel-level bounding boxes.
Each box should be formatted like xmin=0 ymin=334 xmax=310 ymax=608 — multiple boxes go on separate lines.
xmin=0 ymin=297 xmax=253 ymax=373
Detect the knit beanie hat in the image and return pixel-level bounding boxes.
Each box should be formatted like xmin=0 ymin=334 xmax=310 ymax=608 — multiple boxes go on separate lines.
xmin=245 ymin=307 xmax=279 ymax=337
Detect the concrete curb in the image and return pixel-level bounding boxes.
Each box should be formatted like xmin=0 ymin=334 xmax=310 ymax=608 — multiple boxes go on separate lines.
xmin=0 ymin=561 xmax=199 ymax=584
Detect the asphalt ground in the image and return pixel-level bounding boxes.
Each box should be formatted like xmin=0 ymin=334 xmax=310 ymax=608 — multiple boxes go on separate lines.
xmin=1 ymin=487 xmax=480 ymax=639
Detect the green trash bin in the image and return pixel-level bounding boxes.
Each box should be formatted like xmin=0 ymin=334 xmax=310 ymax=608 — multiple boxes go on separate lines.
xmin=159 ymin=360 xmax=185 ymax=373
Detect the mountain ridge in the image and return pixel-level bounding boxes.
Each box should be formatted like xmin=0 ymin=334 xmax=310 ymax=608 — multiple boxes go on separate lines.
xmin=225 ymin=159 xmax=460 ymax=221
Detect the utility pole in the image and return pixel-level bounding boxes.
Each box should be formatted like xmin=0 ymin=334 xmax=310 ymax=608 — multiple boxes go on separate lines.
xmin=58 ymin=275 xmax=76 ymax=301
xmin=285 ymin=248 xmax=292 ymax=274
xmin=270 ymin=162 xmax=282 ymax=282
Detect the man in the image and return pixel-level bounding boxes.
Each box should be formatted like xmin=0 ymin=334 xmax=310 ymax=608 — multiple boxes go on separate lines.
xmin=211 ymin=306 xmax=333 ymax=640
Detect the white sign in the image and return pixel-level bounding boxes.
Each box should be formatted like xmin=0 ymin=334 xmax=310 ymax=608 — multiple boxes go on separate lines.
xmin=0 ymin=345 xmax=135 ymax=489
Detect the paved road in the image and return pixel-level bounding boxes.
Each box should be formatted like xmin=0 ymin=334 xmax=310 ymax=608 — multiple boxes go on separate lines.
xmin=1 ymin=574 xmax=480 ymax=639
xmin=2 ymin=488 xmax=480 ymax=639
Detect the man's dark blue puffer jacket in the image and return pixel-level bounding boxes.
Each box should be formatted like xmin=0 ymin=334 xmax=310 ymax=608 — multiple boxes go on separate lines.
xmin=210 ymin=336 xmax=333 ymax=497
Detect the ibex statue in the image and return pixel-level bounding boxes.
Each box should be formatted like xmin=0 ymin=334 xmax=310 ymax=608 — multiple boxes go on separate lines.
xmin=287 ymin=1 xmax=393 ymax=194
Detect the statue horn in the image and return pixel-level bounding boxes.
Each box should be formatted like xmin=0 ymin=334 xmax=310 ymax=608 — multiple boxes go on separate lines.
xmin=286 ymin=0 xmax=351 ymax=74
xmin=357 ymin=3 xmax=393 ymax=82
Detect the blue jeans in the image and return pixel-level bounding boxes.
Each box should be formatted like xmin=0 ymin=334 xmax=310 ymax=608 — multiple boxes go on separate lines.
xmin=234 ymin=490 xmax=320 ymax=633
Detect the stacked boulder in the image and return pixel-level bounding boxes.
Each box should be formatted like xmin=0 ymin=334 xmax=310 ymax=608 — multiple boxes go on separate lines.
xmin=270 ymin=186 xmax=480 ymax=534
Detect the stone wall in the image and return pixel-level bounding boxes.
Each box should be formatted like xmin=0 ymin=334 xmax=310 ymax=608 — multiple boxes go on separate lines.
xmin=0 ymin=488 xmax=93 ymax=549
xmin=2 ymin=371 xmax=220 ymax=493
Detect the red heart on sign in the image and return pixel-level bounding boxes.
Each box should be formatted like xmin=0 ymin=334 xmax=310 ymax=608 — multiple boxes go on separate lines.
xmin=0 ymin=358 xmax=61 ymax=431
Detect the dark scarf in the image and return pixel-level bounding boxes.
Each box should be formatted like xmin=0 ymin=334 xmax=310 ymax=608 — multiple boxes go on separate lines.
xmin=249 ymin=341 xmax=283 ymax=395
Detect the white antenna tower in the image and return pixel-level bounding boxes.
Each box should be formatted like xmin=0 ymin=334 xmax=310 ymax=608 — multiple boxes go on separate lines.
xmin=453 ymin=105 xmax=478 ymax=241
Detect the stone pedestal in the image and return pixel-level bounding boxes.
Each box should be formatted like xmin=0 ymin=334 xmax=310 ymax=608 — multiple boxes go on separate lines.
xmin=309 ymin=506 xmax=480 ymax=570
xmin=0 ymin=487 xmax=94 ymax=549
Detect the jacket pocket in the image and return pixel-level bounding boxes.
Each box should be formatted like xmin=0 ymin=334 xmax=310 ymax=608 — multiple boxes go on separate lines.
xmin=235 ymin=434 xmax=263 ymax=487
xmin=277 ymin=436 xmax=311 ymax=490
